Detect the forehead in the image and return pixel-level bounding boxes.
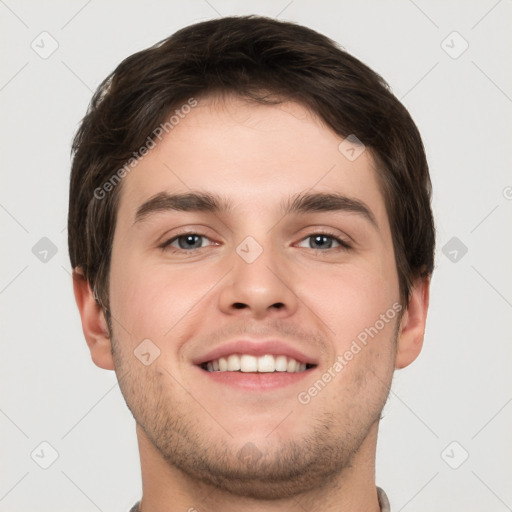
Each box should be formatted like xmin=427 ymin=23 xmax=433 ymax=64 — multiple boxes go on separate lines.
xmin=116 ymin=95 xmax=389 ymax=231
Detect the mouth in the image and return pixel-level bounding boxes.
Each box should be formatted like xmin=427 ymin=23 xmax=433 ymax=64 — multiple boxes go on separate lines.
xmin=192 ymin=339 xmax=319 ymax=391
xmin=199 ymin=354 xmax=316 ymax=373
xmin=196 ymin=354 xmax=317 ymax=391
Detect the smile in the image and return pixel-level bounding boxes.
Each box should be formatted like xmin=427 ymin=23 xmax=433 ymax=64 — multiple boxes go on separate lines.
xmin=200 ymin=354 xmax=316 ymax=373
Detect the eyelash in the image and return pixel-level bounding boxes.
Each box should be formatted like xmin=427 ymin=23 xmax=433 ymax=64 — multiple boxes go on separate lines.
xmin=159 ymin=231 xmax=352 ymax=253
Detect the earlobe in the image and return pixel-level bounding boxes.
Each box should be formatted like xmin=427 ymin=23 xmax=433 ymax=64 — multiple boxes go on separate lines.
xmin=72 ymin=268 xmax=115 ymax=370
xmin=395 ymin=276 xmax=431 ymax=369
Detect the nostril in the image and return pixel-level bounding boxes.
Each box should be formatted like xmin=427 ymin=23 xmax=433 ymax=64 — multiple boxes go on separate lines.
xmin=231 ymin=302 xmax=284 ymax=310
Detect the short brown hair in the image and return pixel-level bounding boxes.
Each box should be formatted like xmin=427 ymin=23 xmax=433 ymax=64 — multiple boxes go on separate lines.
xmin=68 ymin=15 xmax=435 ymax=317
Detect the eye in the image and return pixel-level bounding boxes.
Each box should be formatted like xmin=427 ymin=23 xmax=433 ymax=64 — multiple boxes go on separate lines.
xmin=160 ymin=231 xmax=350 ymax=253
xmin=161 ymin=233 xmax=214 ymax=251
xmin=297 ymin=233 xmax=351 ymax=251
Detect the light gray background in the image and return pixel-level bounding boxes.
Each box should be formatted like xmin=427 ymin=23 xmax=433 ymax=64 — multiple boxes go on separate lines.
xmin=1 ymin=0 xmax=511 ymax=510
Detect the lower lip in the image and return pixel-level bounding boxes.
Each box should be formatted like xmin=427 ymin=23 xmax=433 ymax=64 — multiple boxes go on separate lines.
xmin=196 ymin=367 xmax=313 ymax=391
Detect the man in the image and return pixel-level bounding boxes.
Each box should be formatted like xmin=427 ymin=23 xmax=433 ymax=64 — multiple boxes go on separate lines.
xmin=69 ymin=15 xmax=434 ymax=512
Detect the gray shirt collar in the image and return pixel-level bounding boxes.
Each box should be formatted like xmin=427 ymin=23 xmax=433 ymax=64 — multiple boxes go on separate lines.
xmin=130 ymin=487 xmax=391 ymax=511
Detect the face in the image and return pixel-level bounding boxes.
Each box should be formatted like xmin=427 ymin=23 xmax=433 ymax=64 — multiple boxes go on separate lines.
xmin=107 ymin=96 xmax=403 ymax=498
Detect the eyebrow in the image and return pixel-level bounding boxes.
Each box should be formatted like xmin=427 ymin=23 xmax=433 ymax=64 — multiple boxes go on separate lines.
xmin=134 ymin=192 xmax=233 ymax=224
xmin=133 ymin=191 xmax=378 ymax=230
xmin=281 ymin=192 xmax=378 ymax=230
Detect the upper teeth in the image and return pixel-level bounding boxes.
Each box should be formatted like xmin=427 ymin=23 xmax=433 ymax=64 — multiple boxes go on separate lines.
xmin=205 ymin=354 xmax=308 ymax=373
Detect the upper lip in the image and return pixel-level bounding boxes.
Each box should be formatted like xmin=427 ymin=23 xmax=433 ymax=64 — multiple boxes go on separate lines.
xmin=192 ymin=339 xmax=319 ymax=366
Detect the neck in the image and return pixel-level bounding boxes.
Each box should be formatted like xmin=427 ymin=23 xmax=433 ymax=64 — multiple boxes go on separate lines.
xmin=136 ymin=421 xmax=382 ymax=512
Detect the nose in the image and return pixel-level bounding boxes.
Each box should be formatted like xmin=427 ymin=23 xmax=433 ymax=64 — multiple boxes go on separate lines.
xmin=217 ymin=240 xmax=299 ymax=320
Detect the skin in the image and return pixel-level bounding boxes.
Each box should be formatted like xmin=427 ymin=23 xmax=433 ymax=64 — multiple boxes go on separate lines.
xmin=73 ymin=95 xmax=430 ymax=512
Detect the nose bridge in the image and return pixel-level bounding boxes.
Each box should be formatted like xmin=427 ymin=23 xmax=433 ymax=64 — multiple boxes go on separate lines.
xmin=218 ymin=232 xmax=298 ymax=317
xmin=235 ymin=234 xmax=280 ymax=287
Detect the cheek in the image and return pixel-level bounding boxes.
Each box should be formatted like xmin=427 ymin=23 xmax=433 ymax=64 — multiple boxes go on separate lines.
xmin=298 ymin=264 xmax=399 ymax=412
xmin=108 ymin=254 xmax=221 ymax=346
xmin=109 ymin=231 xmax=399 ymax=356
xmin=294 ymin=262 xmax=399 ymax=352
xmin=109 ymin=252 xmax=165 ymax=344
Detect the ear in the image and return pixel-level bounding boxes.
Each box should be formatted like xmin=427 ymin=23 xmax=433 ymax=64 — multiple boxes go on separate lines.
xmin=72 ymin=268 xmax=115 ymax=370
xmin=395 ymin=275 xmax=431 ymax=369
